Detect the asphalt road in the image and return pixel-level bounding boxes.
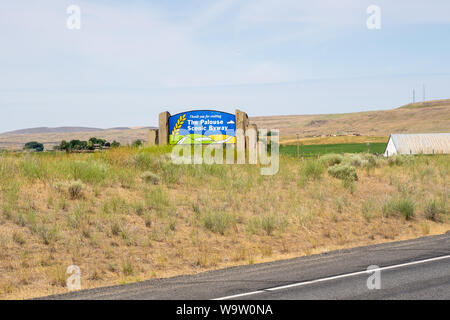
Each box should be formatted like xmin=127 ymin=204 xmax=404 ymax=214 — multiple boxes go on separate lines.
xmin=42 ymin=233 xmax=450 ymax=300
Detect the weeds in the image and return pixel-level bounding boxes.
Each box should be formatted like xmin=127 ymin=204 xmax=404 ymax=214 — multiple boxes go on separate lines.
xmin=247 ymin=214 xmax=278 ymax=235
xmin=261 ymin=214 xmax=277 ymax=235
xmin=145 ymin=186 xmax=170 ymax=216
xmin=122 ymin=260 xmax=134 ymax=276
xmin=68 ymin=180 xmax=83 ymax=199
xmin=12 ymin=231 xmax=26 ymax=245
xmin=202 ymin=211 xmax=234 ymax=235
xmin=299 ymin=160 xmax=324 ymax=183
xmin=319 ymin=153 xmax=343 ymax=167
xmin=327 ymin=164 xmax=358 ymax=181
xmin=361 ymin=199 xmax=375 ymax=222
xmin=383 ymin=197 xmax=415 ymax=220
xmin=424 ymin=199 xmax=445 ymax=222
xmin=48 ymin=265 xmax=67 ymax=287
xmin=141 ymin=171 xmax=160 ymax=185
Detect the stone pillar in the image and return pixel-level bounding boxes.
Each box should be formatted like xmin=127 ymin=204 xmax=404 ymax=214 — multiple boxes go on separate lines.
xmin=247 ymin=123 xmax=258 ymax=164
xmin=236 ymin=109 xmax=249 ymax=131
xmin=236 ymin=109 xmax=249 ymax=145
xmin=158 ymin=111 xmax=171 ymax=145
xmin=148 ymin=129 xmax=159 ymax=146
xmin=235 ymin=109 xmax=249 ymax=163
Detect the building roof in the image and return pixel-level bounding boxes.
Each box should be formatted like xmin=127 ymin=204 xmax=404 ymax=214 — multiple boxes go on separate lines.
xmin=389 ymin=133 xmax=450 ymax=154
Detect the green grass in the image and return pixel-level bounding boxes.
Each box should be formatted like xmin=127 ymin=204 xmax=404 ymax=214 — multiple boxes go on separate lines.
xmin=382 ymin=197 xmax=415 ymax=220
xmin=202 ymin=211 xmax=235 ymax=235
xmin=280 ymin=142 xmax=387 ymax=156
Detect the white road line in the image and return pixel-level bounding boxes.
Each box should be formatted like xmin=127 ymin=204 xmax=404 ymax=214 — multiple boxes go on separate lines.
xmin=213 ymin=254 xmax=450 ymax=300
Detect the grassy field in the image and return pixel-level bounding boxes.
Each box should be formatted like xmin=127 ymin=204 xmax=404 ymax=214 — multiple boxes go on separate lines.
xmin=279 ymin=135 xmax=388 ymax=145
xmin=0 ymin=146 xmax=448 ymax=299
xmin=280 ymin=142 xmax=387 ymax=156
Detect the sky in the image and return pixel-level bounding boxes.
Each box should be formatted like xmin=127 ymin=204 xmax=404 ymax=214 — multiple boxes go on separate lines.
xmin=1 ymin=0 xmax=450 ymax=132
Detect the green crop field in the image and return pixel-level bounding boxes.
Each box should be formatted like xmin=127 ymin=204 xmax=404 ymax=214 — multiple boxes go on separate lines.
xmin=280 ymin=142 xmax=387 ymax=156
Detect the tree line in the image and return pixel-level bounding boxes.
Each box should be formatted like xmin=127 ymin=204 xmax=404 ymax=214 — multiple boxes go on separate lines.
xmin=23 ymin=138 xmax=143 ymax=152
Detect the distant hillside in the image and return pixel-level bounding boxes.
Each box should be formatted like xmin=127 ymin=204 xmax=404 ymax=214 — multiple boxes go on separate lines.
xmin=0 ymin=127 xmax=153 ymax=150
xmin=397 ymin=99 xmax=450 ymax=109
xmin=0 ymin=99 xmax=448 ymax=150
xmin=1 ymin=127 xmax=104 ymax=135
xmin=251 ymin=99 xmax=450 ymax=142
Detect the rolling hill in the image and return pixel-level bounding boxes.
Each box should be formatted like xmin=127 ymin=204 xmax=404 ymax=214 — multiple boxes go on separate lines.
xmin=0 ymin=99 xmax=448 ymax=150
xmin=0 ymin=127 xmax=155 ymax=150
xmin=250 ymin=99 xmax=450 ymax=143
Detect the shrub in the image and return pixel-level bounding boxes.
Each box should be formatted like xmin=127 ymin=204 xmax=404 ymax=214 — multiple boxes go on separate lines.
xmin=111 ymin=140 xmax=121 ymax=148
xmin=261 ymin=214 xmax=277 ymax=235
xmin=362 ymin=154 xmax=377 ymax=169
xmin=133 ymin=201 xmax=145 ymax=216
xmin=327 ymin=164 xmax=358 ymax=181
xmin=319 ymin=154 xmax=343 ymax=167
xmin=397 ymin=199 xmax=415 ymax=220
xmin=23 ymin=141 xmax=44 ymax=152
xmin=121 ymin=260 xmax=134 ymax=276
xmin=202 ymin=211 xmax=234 ymax=235
xmin=424 ymin=200 xmax=445 ymax=222
xmin=131 ymin=140 xmax=143 ymax=148
xmin=342 ymin=177 xmax=356 ymax=194
xmin=141 ymin=171 xmax=160 ymax=185
xmin=343 ymin=154 xmax=363 ymax=167
xmin=387 ymin=155 xmax=405 ymax=166
xmin=111 ymin=222 xmax=121 ymax=236
xmin=382 ymin=197 xmax=415 ymax=220
xmin=300 ymin=160 xmax=324 ymax=181
xmin=68 ymin=180 xmax=83 ymax=199
xmin=246 ymin=214 xmax=279 ymax=235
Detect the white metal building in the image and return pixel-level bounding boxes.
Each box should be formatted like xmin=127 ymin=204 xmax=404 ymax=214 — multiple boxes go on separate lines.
xmin=383 ymin=133 xmax=450 ymax=156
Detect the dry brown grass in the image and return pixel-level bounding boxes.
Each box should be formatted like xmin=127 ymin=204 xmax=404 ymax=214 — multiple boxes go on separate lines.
xmin=0 ymin=147 xmax=448 ymax=299
xmin=251 ymin=99 xmax=450 ymax=138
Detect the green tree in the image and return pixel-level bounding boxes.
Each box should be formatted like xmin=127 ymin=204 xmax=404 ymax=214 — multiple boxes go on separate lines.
xmin=131 ymin=139 xmax=143 ymax=148
xmin=24 ymin=141 xmax=44 ymax=152
xmin=68 ymin=140 xmax=88 ymax=150
xmin=89 ymin=137 xmax=106 ymax=146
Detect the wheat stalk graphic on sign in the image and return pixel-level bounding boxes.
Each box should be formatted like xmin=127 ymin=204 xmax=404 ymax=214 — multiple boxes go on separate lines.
xmin=171 ymin=114 xmax=186 ymax=139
